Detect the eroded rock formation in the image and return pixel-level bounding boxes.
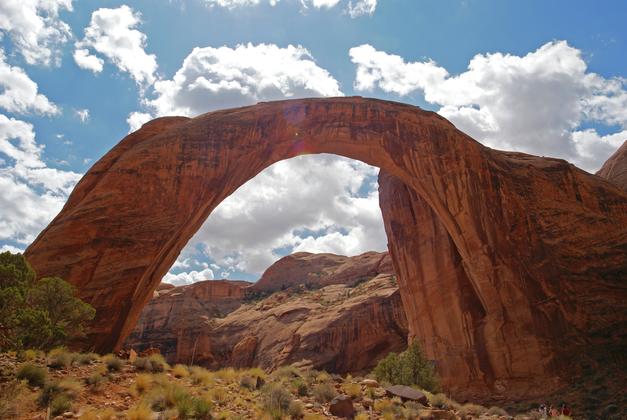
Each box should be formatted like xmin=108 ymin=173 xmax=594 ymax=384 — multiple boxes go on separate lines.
xmin=125 ymin=252 xmax=407 ymax=373
xmin=597 ymin=140 xmax=627 ymax=191
xmin=24 ymin=97 xmax=627 ymax=399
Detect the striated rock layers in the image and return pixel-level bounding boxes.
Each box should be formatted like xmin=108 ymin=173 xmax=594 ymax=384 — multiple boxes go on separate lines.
xmin=125 ymin=252 xmax=408 ymax=373
xmin=24 ymin=97 xmax=627 ymax=399
xmin=596 ymin=140 xmax=627 ymax=191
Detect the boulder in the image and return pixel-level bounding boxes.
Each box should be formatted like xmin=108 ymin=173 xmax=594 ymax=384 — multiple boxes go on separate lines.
xmin=385 ymin=385 xmax=428 ymax=404
xmin=329 ymin=395 xmax=355 ymax=418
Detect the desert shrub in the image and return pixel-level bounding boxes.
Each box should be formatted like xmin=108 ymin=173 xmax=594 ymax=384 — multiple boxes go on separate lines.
xmin=292 ymin=378 xmax=309 ymax=396
xmin=20 ymin=349 xmax=39 ymax=361
xmin=315 ymin=371 xmax=332 ymax=383
xmin=343 ymin=381 xmax=361 ymax=399
xmin=487 ymin=406 xmax=509 ymax=416
xmin=373 ymin=342 xmax=439 ymax=392
xmin=374 ymin=398 xmax=394 ymax=413
xmin=429 ymin=393 xmax=460 ymax=410
xmin=458 ymin=403 xmax=488 ymax=417
xmin=50 ymin=393 xmax=72 ymax=416
xmin=0 ymin=253 xmax=95 ymax=352
xmin=75 ymin=352 xmax=99 ymax=365
xmin=208 ymin=388 xmax=228 ymax=406
xmin=126 ymin=403 xmax=153 ymax=420
xmin=86 ymin=373 xmax=107 ymax=390
xmin=190 ymin=366 xmax=214 ymax=386
xmin=312 ymin=382 xmax=336 ymax=403
xmin=288 ymin=399 xmax=304 ymax=418
xmin=47 ymin=348 xmax=74 ymax=369
xmin=172 ymin=363 xmax=189 ymax=378
xmin=215 ymin=367 xmax=237 ymax=383
xmin=38 ymin=381 xmax=62 ymax=406
xmin=274 ymin=365 xmax=303 ymax=380
xmin=102 ymin=354 xmax=124 ymax=371
xmin=0 ymin=380 xmax=36 ymax=418
xmin=354 ymin=413 xmax=369 ymax=420
xmin=58 ymin=378 xmax=83 ymax=398
xmin=191 ymin=396 xmax=213 ymax=419
xmin=134 ymin=373 xmax=152 ymax=394
xmin=16 ymin=362 xmax=47 ymax=387
xmin=244 ymin=366 xmax=267 ymax=379
xmin=163 ymin=383 xmax=191 ymax=408
xmin=78 ymin=407 xmax=117 ymax=420
xmin=261 ymin=383 xmax=294 ymax=419
xmin=134 ymin=354 xmax=167 ymax=373
xmin=240 ymin=374 xmax=256 ymax=390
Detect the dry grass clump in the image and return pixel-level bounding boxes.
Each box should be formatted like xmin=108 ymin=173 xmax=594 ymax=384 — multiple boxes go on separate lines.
xmin=261 ymin=383 xmax=294 ymax=419
xmin=343 ymin=381 xmax=361 ymax=399
xmin=315 ymin=371 xmax=332 ymax=383
xmin=134 ymin=354 xmax=168 ymax=373
xmin=0 ymin=380 xmax=37 ymax=418
xmin=126 ymin=403 xmax=153 ymax=420
xmin=101 ymin=354 xmax=124 ymax=371
xmin=57 ymin=378 xmax=83 ymax=399
xmin=429 ymin=392 xmax=460 ymax=410
xmin=354 ymin=413 xmax=370 ymax=420
xmin=78 ymin=407 xmax=117 ymax=420
xmin=273 ymin=364 xmax=303 ymax=380
xmin=240 ymin=374 xmax=257 ymax=390
xmin=486 ymin=405 xmax=509 ymax=416
xmin=288 ymin=399 xmax=304 ymax=418
xmin=75 ymin=352 xmax=99 ymax=365
xmin=50 ymin=393 xmax=72 ymax=416
xmin=207 ymin=388 xmax=228 ymax=406
xmin=19 ymin=349 xmax=40 ymax=361
xmin=190 ymin=366 xmax=214 ymax=386
xmin=312 ymin=382 xmax=336 ymax=403
xmin=458 ymin=402 xmax=488 ymax=416
xmin=47 ymin=347 xmax=74 ymax=369
xmin=374 ymin=398 xmax=394 ymax=413
xmin=133 ymin=373 xmax=153 ymax=394
xmin=172 ymin=363 xmax=190 ymax=378
xmin=215 ymin=367 xmax=238 ymax=383
xmin=291 ymin=378 xmax=309 ymax=396
xmin=16 ymin=362 xmax=47 ymax=387
xmin=85 ymin=372 xmax=107 ymax=391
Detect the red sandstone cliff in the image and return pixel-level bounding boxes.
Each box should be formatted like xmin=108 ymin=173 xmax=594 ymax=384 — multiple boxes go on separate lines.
xmin=125 ymin=252 xmax=408 ymax=373
xmin=596 ymin=140 xmax=627 ymax=191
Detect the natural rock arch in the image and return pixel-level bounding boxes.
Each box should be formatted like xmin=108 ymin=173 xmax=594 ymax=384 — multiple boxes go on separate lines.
xmin=25 ymin=97 xmax=627 ymax=398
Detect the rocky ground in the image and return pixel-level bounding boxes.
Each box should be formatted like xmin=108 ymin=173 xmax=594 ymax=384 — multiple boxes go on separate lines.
xmin=0 ymin=351 xmax=546 ymax=420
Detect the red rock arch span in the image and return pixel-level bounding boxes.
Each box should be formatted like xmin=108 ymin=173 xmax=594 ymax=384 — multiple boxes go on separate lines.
xmin=25 ymin=97 xmax=627 ymax=398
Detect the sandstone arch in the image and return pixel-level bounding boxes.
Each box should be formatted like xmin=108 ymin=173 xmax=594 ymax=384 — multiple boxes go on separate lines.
xmin=25 ymin=97 xmax=627 ymax=398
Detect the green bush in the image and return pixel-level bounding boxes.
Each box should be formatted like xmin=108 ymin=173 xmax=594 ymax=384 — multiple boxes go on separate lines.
xmin=50 ymin=394 xmax=72 ymax=416
xmin=16 ymin=363 xmax=47 ymax=387
xmin=0 ymin=252 xmax=95 ymax=351
xmin=373 ymin=342 xmax=440 ymax=392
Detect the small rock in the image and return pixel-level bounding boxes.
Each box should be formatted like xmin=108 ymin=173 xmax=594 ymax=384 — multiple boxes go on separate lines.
xmin=305 ymin=403 xmax=314 ymax=409
xmin=329 ymin=395 xmax=355 ymax=419
xmin=362 ymin=398 xmax=373 ymax=408
xmin=385 ymin=385 xmax=428 ymax=404
xmin=361 ymin=379 xmax=379 ymax=388
xmin=62 ymin=412 xmax=74 ymax=418
xmin=128 ymin=349 xmax=137 ymax=363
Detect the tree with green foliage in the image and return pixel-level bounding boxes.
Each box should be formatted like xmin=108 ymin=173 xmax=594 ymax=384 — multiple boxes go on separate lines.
xmin=0 ymin=252 xmax=95 ymax=351
xmin=373 ymin=341 xmax=440 ymax=392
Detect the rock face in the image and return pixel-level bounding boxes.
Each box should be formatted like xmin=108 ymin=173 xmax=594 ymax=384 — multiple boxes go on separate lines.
xmin=596 ymin=140 xmax=627 ymax=191
xmin=24 ymin=97 xmax=627 ymax=400
xmin=249 ymin=251 xmax=393 ymax=293
xmin=125 ymin=252 xmax=408 ymax=373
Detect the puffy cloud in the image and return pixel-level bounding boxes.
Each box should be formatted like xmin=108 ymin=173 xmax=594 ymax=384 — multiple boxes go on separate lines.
xmin=203 ymin=0 xmax=280 ymax=7
xmin=0 ymin=114 xmax=81 ymax=244
xmin=74 ymin=108 xmax=89 ymax=123
xmin=126 ymin=111 xmax=152 ymax=132
xmin=350 ymin=41 xmax=627 ymax=172
xmin=163 ymin=268 xmax=214 ymax=286
xmin=347 ymin=0 xmax=377 ymax=17
xmin=143 ymin=43 xmax=341 ymax=118
xmin=0 ymin=0 xmax=73 ymax=66
xmin=0 ymin=49 xmax=59 ymax=116
xmin=74 ymin=5 xmax=157 ymax=85
xmin=0 ymin=244 xmax=24 ymax=254
xmin=179 ymin=154 xmax=386 ymax=276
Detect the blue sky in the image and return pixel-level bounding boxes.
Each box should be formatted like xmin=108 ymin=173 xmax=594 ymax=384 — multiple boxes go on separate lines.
xmin=1 ymin=0 xmax=626 ymax=283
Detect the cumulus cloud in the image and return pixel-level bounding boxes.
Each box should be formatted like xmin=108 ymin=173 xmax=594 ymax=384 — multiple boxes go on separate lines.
xmin=0 ymin=244 xmax=24 ymax=254
xmin=142 ymin=43 xmax=341 ymax=118
xmin=0 ymin=49 xmax=59 ymax=116
xmin=347 ymin=0 xmax=377 ymax=17
xmin=74 ymin=5 xmax=157 ymax=85
xmin=126 ymin=111 xmax=152 ymax=132
xmin=350 ymin=41 xmax=627 ymax=172
xmin=177 ymin=154 xmax=386 ymax=277
xmin=0 ymin=0 xmax=73 ymax=66
xmin=163 ymin=267 xmax=214 ymax=286
xmin=0 ymin=115 xmax=81 ymax=244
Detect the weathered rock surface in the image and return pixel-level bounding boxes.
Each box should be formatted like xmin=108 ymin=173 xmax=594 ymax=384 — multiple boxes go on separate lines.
xmin=249 ymin=251 xmax=392 ymax=293
xmin=125 ymin=252 xmax=408 ymax=373
xmin=597 ymin=140 xmax=627 ymax=191
xmin=24 ymin=97 xmax=627 ymax=400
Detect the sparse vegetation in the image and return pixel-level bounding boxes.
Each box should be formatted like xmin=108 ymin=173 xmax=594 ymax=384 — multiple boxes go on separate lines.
xmin=261 ymin=383 xmax=294 ymax=419
xmin=102 ymin=353 xmax=124 ymax=371
xmin=373 ymin=341 xmax=440 ymax=392
xmin=16 ymin=362 xmax=48 ymax=386
xmin=312 ymin=382 xmax=336 ymax=403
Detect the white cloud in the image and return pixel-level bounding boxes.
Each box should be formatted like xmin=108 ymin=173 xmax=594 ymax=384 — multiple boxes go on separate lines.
xmin=0 ymin=244 xmax=24 ymax=254
xmin=74 ymin=108 xmax=89 ymax=123
xmin=179 ymin=154 xmax=386 ymax=276
xmin=163 ymin=267 xmax=214 ymax=286
xmin=72 ymin=48 xmax=103 ymax=73
xmin=203 ymin=0 xmax=280 ymax=7
xmin=0 ymin=0 xmax=73 ymax=66
xmin=140 ymin=43 xmax=341 ymax=120
xmin=350 ymin=41 xmax=627 ymax=172
xmin=347 ymin=0 xmax=377 ymax=17
xmin=74 ymin=5 xmax=157 ymax=85
xmin=126 ymin=111 xmax=152 ymax=132
xmin=0 ymin=49 xmax=59 ymax=116
xmin=0 ymin=114 xmax=81 ymax=244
